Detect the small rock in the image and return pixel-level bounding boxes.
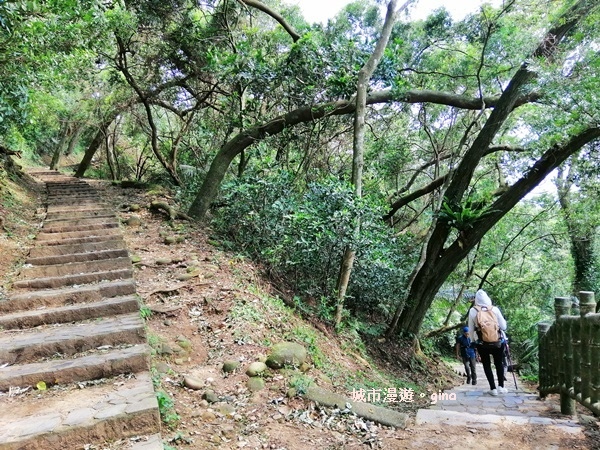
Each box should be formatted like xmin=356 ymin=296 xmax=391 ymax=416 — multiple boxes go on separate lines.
xmin=222 ymin=360 xmax=240 ymax=373
xmin=164 ymin=236 xmax=177 ymax=245
xmin=159 ymin=343 xmax=174 ymax=355
xmin=174 ymin=358 xmax=185 ymax=365
xmin=155 ymin=362 xmax=171 ymax=374
xmin=125 ymin=216 xmax=142 ymax=227
xmin=265 ymin=342 xmax=307 ymax=369
xmin=163 ymin=319 xmax=172 ymax=326
xmin=246 ymin=362 xmax=267 ymax=377
xmin=176 ymin=273 xmax=196 ymax=281
xmin=184 ymin=375 xmax=204 ymax=390
xmin=203 ymin=390 xmax=219 ymax=403
xmin=247 ymin=377 xmax=265 ymax=392
xmin=130 ymin=255 xmax=142 ymax=264
xmin=177 ymin=338 xmax=192 ymax=350
xmin=129 ymin=204 xmax=141 ymax=211
xmin=286 ymin=388 xmax=297 ymax=398
xmin=156 ymin=258 xmax=172 ymax=265
xmin=200 ymin=410 xmax=216 ymax=421
xmin=218 ymin=404 xmax=236 ymax=417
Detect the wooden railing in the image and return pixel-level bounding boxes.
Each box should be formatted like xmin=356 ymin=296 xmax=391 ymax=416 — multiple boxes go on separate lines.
xmin=538 ymin=291 xmax=600 ymax=415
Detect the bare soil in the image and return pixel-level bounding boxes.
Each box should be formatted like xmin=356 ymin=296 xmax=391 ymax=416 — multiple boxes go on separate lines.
xmin=1 ymin=167 xmax=599 ymax=450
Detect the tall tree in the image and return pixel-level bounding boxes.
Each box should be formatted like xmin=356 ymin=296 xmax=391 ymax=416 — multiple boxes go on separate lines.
xmin=334 ymin=0 xmax=414 ymax=327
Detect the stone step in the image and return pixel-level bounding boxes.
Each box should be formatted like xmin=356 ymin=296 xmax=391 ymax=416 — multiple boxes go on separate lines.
xmin=415 ymin=408 xmax=582 ymax=432
xmin=46 ymin=195 xmax=98 ymax=200
xmin=44 ymin=215 xmax=118 ymax=227
xmin=46 ymin=199 xmax=101 ymax=207
xmin=0 ymin=313 xmax=145 ymax=365
xmin=0 ymin=280 xmax=136 ymax=313
xmin=45 ymin=208 xmax=112 ymax=219
xmin=31 ymin=234 xmax=125 ymax=247
xmin=28 ymin=240 xmax=126 ymax=259
xmin=19 ymin=256 xmax=132 ymax=279
xmin=40 ymin=221 xmax=119 ymax=234
xmin=35 ymin=228 xmax=122 ymax=242
xmin=0 ymin=295 xmax=139 ymax=330
xmin=26 ymin=248 xmax=129 ymax=266
xmin=45 ymin=209 xmax=115 ymax=221
xmin=11 ymin=267 xmax=134 ymax=290
xmin=0 ymin=371 xmax=161 ymax=450
xmin=129 ymin=434 xmax=164 ymax=450
xmin=0 ymin=344 xmax=150 ymax=390
xmin=47 ymin=191 xmax=97 ymax=197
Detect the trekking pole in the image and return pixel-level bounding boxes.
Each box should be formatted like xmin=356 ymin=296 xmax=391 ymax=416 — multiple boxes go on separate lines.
xmin=504 ymin=341 xmax=518 ymax=391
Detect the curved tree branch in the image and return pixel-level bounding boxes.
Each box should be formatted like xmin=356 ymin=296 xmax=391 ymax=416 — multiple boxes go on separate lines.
xmin=187 ymin=88 xmax=539 ymax=220
xmin=239 ymin=0 xmax=301 ymax=42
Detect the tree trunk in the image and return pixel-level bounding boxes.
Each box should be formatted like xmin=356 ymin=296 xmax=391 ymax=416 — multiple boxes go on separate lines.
xmin=75 ymin=117 xmax=114 ymax=178
xmin=64 ymin=124 xmax=83 ymax=156
xmin=49 ymin=121 xmax=70 ymax=170
xmin=334 ymin=0 xmax=412 ymax=328
xmin=556 ymin=164 xmax=597 ymax=294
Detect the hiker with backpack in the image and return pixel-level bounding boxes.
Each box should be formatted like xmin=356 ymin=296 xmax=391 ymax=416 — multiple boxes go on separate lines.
xmin=468 ymin=289 xmax=508 ymax=396
xmin=455 ymin=326 xmax=478 ymax=385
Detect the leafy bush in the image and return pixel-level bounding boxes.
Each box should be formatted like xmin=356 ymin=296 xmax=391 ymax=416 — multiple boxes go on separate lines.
xmin=212 ymin=170 xmax=414 ymax=324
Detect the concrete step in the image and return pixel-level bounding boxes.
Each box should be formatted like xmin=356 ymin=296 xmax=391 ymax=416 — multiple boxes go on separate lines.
xmin=129 ymin=434 xmax=164 ymax=450
xmin=0 ymin=371 xmax=161 ymax=450
xmin=40 ymin=221 xmax=119 ymax=234
xmin=0 ymin=344 xmax=150 ymax=390
xmin=415 ymin=408 xmax=582 ymax=432
xmin=26 ymin=248 xmax=130 ymax=266
xmin=0 ymin=280 xmax=136 ymax=313
xmin=45 ymin=209 xmax=115 ymax=221
xmin=0 ymin=313 xmax=145 ymax=365
xmin=12 ymin=267 xmax=134 ymax=290
xmin=19 ymin=256 xmax=132 ymax=279
xmin=0 ymin=295 xmax=139 ymax=330
xmin=43 ymin=215 xmax=118 ymax=227
xmin=31 ymin=234 xmax=124 ymax=247
xmin=28 ymin=240 xmax=126 ymax=259
xmin=35 ymin=228 xmax=122 ymax=242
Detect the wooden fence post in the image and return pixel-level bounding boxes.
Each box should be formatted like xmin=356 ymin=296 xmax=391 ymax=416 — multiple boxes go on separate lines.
xmin=579 ymin=291 xmax=596 ymax=407
xmin=538 ymin=322 xmax=551 ymax=397
xmin=555 ymin=297 xmax=575 ymax=414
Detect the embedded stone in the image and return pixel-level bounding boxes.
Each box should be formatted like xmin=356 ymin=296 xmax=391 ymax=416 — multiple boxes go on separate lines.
xmin=266 ymin=342 xmax=307 ymax=369
xmin=247 ymin=377 xmax=265 ymax=392
xmin=222 ymin=360 xmax=240 ymax=373
xmin=184 ymin=375 xmax=204 ymax=390
xmin=246 ymin=361 xmax=267 ymax=377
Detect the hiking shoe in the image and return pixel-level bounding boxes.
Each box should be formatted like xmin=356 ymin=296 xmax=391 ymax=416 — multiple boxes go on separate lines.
xmin=487 ymin=389 xmax=498 ymax=396
xmin=472 ymin=379 xmax=477 ymax=385
xmin=498 ymin=387 xmax=508 ymax=394
xmin=466 ymin=377 xmax=471 ymax=384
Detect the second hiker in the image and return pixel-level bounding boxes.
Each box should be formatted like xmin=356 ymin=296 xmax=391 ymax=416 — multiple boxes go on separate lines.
xmin=456 ymin=326 xmax=477 ymax=385
xmin=468 ymin=289 xmax=508 ymax=396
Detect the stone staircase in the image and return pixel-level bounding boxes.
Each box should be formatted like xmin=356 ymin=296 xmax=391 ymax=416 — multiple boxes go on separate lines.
xmin=0 ymin=171 xmax=162 ymax=450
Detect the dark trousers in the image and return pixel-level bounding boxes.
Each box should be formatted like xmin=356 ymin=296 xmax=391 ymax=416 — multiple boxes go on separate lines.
xmin=462 ymin=356 xmax=476 ymax=381
xmin=478 ymin=345 xmax=504 ymax=390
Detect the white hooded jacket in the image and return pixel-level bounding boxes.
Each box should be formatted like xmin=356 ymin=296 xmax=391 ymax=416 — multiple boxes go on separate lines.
xmin=467 ymin=289 xmax=507 ymax=342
